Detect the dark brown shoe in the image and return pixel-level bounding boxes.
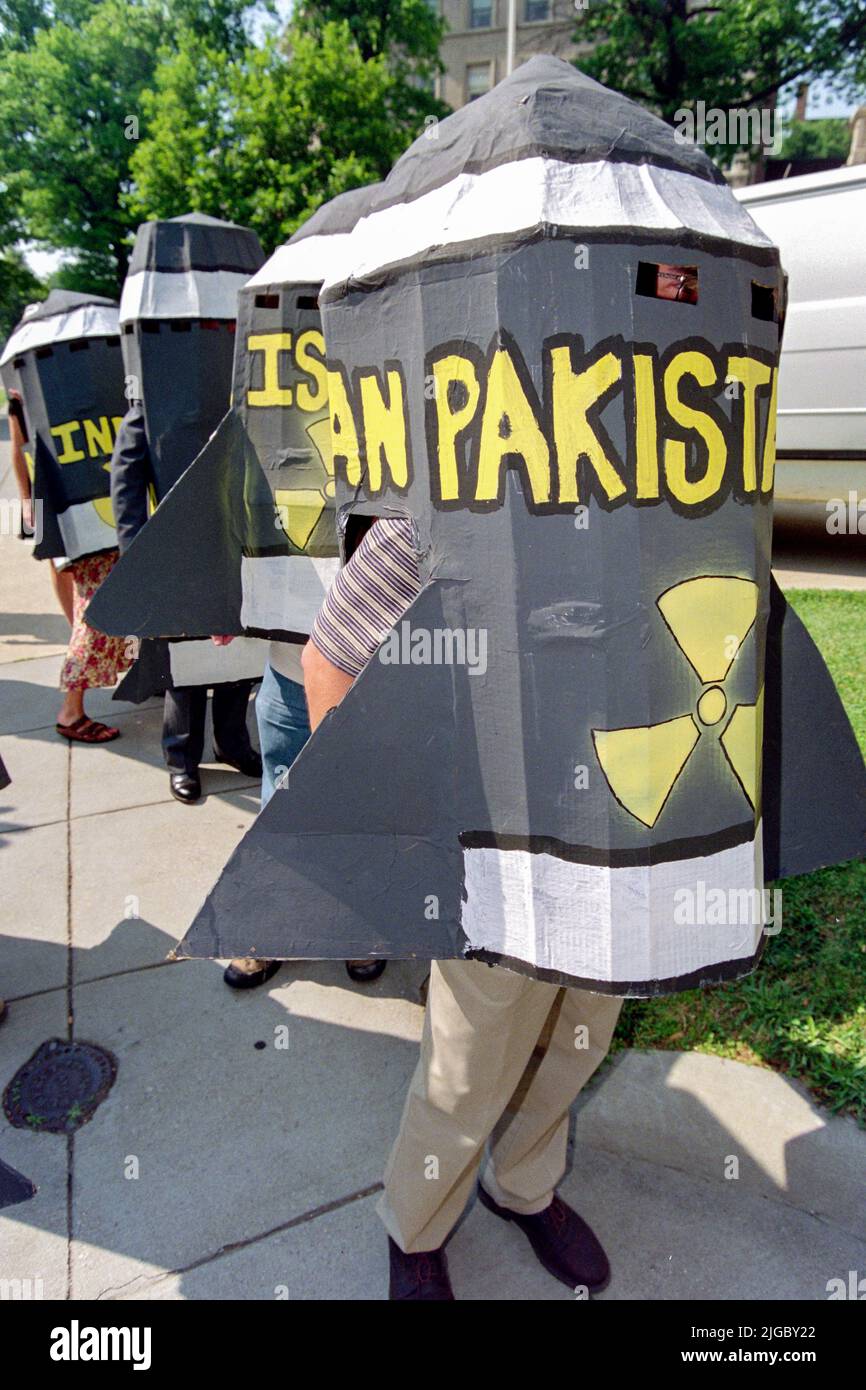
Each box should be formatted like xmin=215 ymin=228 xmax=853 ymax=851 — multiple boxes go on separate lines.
xmin=223 ymin=958 xmax=281 ymax=990
xmin=388 ymin=1237 xmax=454 ymax=1300
xmin=478 ymin=1185 xmax=610 ymax=1293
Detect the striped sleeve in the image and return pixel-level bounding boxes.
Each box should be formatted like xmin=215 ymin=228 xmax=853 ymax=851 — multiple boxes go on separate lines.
xmin=310 ymin=516 xmax=422 ymax=677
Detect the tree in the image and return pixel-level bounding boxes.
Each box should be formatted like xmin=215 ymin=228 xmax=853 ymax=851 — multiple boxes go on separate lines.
xmin=0 ymin=0 xmax=258 ymax=294
xmin=778 ymin=115 xmax=852 ymax=159
xmin=0 ymin=248 xmax=44 ymax=341
xmin=294 ymin=0 xmax=444 ymax=77
xmin=576 ymin=1 xmax=866 ymax=126
xmin=128 ymin=16 xmax=448 ymax=251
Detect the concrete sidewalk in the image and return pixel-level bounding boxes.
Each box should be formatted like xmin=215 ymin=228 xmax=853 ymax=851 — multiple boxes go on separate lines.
xmin=1 ymin=442 xmax=864 ymax=1301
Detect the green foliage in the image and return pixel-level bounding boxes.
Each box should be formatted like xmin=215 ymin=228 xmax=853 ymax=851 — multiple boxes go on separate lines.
xmin=0 ymin=0 xmax=446 ymax=281
xmin=294 ymin=0 xmax=444 ymax=74
xmin=0 ymin=0 xmax=261 ymax=292
xmin=0 ymin=0 xmax=164 ymax=291
xmin=778 ymin=116 xmax=852 ymax=159
xmin=0 ymin=247 xmax=45 ymax=341
xmin=576 ymin=1 xmax=866 ymax=125
xmin=128 ymin=17 xmax=447 ymax=250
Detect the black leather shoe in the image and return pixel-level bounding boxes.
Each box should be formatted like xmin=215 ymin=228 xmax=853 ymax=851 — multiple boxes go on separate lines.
xmin=478 ymin=1185 xmax=610 ymax=1293
xmin=169 ymin=771 xmax=201 ymax=804
xmin=345 ymin=959 xmax=387 ymax=983
xmin=214 ymin=744 xmax=263 ymax=779
xmin=388 ymin=1238 xmax=454 ymax=1300
xmin=223 ymin=958 xmax=281 ymax=990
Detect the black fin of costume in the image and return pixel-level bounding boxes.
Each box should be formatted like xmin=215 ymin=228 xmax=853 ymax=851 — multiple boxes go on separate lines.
xmin=112 ymin=637 xmax=172 ymax=705
xmin=86 ymin=412 xmax=245 ymax=641
xmin=763 ymin=576 xmax=866 ymax=880
xmin=0 ymin=1156 xmax=37 ymax=1210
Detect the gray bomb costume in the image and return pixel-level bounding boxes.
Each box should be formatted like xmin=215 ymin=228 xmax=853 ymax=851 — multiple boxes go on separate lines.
xmin=180 ymin=59 xmax=861 ymax=993
xmin=87 ymin=186 xmax=380 ymax=647
xmin=119 ymin=212 xmax=264 ymax=499
xmin=0 ymin=290 xmax=125 ymax=561
xmin=108 ymin=212 xmax=268 ymax=698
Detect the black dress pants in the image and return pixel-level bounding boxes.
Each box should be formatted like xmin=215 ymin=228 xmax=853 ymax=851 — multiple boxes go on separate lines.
xmin=162 ymin=681 xmax=254 ymax=774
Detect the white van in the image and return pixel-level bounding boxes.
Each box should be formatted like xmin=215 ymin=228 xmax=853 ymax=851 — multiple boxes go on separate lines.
xmin=735 ymin=165 xmax=866 ymax=506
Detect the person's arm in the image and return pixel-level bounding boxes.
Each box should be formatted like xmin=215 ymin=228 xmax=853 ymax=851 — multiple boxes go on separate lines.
xmin=110 ymin=407 xmax=152 ymax=554
xmin=302 ymin=641 xmax=354 ymax=731
xmin=8 ymin=397 xmax=33 ymax=530
xmin=303 ymin=515 xmax=422 ymax=730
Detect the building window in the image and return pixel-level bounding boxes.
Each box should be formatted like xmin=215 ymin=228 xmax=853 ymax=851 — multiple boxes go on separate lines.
xmin=469 ymin=0 xmax=492 ymax=26
xmin=466 ymin=62 xmax=493 ymax=101
xmin=524 ymin=0 xmax=550 ymax=19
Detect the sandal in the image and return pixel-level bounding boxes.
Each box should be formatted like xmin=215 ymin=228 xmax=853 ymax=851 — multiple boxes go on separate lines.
xmin=56 ymin=717 xmax=120 ymax=744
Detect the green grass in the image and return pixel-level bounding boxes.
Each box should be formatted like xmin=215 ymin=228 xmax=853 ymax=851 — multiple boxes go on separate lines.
xmin=614 ymin=589 xmax=866 ymax=1123
xmin=785 ymin=590 xmax=866 ymax=754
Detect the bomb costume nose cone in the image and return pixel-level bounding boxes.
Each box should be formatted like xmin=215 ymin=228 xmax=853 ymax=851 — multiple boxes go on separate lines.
xmin=173 ymin=58 xmax=865 ymax=995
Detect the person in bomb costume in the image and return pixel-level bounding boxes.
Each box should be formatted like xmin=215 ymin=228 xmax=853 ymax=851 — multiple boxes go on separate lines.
xmin=87 ymin=187 xmax=388 ymax=983
xmin=86 ymin=188 xmax=384 ymax=652
xmin=180 ymin=59 xmax=864 ymax=1296
xmin=1 ymin=290 xmax=131 ymax=742
xmin=110 ymin=213 xmax=267 ymax=802
xmin=1 ymin=290 xmax=125 ymax=561
xmin=180 ymin=59 xmax=865 ymax=982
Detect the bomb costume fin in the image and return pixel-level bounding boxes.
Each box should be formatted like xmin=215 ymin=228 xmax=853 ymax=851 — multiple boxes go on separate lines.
xmin=0 ymin=1157 xmax=37 ymax=1211
xmin=175 ymin=59 xmax=865 ymax=995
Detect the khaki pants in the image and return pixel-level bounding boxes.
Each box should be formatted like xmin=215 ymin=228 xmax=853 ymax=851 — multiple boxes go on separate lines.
xmin=378 ymin=957 xmax=623 ymax=1253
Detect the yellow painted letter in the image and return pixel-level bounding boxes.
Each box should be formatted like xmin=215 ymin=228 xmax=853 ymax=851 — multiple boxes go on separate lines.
xmin=726 ymin=354 xmax=773 ymax=492
xmin=430 ymin=354 xmax=480 ymax=502
xmin=327 ymin=368 xmax=361 ymax=485
xmin=295 ymin=330 xmax=327 ymax=413
xmin=248 ymin=333 xmax=293 ymax=408
xmin=663 ymin=351 xmax=726 ymax=506
xmin=359 ymin=370 xmax=409 ymax=491
xmin=476 ymin=347 xmax=550 ymax=505
xmin=550 ymin=346 xmax=625 ymax=504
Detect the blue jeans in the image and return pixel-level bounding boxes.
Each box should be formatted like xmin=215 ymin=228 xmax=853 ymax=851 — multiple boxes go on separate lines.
xmin=255 ymin=663 xmax=311 ymax=809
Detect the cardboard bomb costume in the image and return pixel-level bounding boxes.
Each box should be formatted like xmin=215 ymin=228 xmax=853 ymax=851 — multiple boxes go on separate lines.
xmin=0 ymin=290 xmax=124 ymax=561
xmin=87 ymin=186 xmax=379 ymax=647
xmin=110 ymin=212 xmax=268 ymax=698
xmin=177 ymin=59 xmax=866 ymax=996
xmin=120 ymin=212 xmax=264 ymax=498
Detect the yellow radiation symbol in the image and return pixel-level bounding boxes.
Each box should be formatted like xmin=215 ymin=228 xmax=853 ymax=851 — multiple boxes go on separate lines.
xmin=273 ymin=418 xmax=335 ymax=551
xmin=592 ymin=576 xmax=764 ymax=828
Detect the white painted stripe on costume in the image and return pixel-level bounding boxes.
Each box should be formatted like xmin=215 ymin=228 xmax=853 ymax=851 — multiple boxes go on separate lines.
xmin=324 ymin=157 xmax=774 ymax=289
xmin=119 ymin=269 xmax=250 ymax=324
xmin=240 ymin=554 xmax=340 ymax=636
xmin=460 ymin=829 xmax=764 ymax=986
xmin=167 ymin=637 xmax=269 ymax=687
xmin=0 ymin=306 xmax=120 ymax=366
xmin=244 ymin=234 xmax=352 ymax=290
xmin=56 ymin=500 xmax=117 ymax=561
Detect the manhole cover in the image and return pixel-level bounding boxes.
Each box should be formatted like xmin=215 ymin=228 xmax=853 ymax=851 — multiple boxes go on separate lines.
xmin=3 ymin=1039 xmax=117 ymax=1134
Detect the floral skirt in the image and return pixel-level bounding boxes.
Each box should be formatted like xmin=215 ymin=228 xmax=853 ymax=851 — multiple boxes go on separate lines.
xmin=59 ymin=550 xmax=131 ymax=692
